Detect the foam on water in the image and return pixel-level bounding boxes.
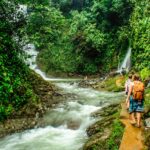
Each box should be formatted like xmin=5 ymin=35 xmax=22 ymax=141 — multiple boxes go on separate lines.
xmin=0 ymin=126 xmax=86 ymax=150
xmin=0 ymin=44 xmax=124 ymax=150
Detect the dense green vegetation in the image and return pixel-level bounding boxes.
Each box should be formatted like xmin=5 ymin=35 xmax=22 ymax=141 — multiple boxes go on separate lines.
xmin=27 ymin=0 xmax=133 ymax=74
xmin=0 ymin=0 xmax=149 ymax=121
xmin=0 ymin=0 xmax=38 ymax=121
xmin=130 ymin=0 xmax=150 ymax=77
xmin=0 ymin=2 xmax=149 ymax=149
xmin=24 ymin=0 xmax=149 ymax=75
xmin=106 ymin=120 xmax=124 ymax=150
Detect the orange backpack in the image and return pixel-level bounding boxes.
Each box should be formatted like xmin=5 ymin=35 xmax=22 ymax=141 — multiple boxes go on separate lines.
xmin=133 ymin=81 xmax=145 ymax=100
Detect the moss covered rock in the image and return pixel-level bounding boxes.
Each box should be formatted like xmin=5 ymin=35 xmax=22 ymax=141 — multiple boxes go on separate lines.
xmin=83 ymin=103 xmax=124 ymax=150
xmin=0 ymin=70 xmax=65 ymax=138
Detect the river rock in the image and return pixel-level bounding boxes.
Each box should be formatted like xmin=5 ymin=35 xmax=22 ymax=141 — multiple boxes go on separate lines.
xmin=83 ymin=128 xmax=111 ymax=150
xmin=86 ymin=115 xmax=115 ymax=137
xmin=78 ymin=79 xmax=101 ymax=88
xmin=91 ymin=103 xmax=120 ymax=118
xmin=144 ymin=128 xmax=150 ymax=148
xmin=109 ymin=71 xmax=120 ymax=77
xmin=0 ymin=70 xmax=66 ymax=138
xmin=67 ymin=120 xmax=81 ymax=130
xmin=83 ymin=103 xmax=122 ymax=150
xmin=145 ymin=118 xmax=150 ymax=128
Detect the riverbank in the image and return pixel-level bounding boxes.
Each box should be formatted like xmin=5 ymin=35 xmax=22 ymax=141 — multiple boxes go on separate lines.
xmin=0 ymin=70 xmax=67 ymax=138
xmin=82 ymin=75 xmax=150 ymax=150
xmin=0 ymin=71 xmax=149 ymax=150
xmin=78 ymin=75 xmax=125 ymax=149
xmin=78 ymin=74 xmax=125 ymax=92
xmin=83 ymin=103 xmax=124 ymax=150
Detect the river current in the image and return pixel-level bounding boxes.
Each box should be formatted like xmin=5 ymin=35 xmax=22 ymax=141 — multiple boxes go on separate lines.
xmin=0 ymin=44 xmax=124 ymax=150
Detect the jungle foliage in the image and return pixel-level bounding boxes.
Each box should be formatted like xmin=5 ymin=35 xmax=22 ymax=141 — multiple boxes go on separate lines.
xmin=0 ymin=0 xmax=149 ymax=120
xmin=0 ymin=0 xmax=37 ymax=121
xmin=26 ymin=0 xmax=134 ymax=74
xmin=25 ymin=0 xmax=149 ymax=75
xmin=130 ymin=0 xmax=150 ymax=72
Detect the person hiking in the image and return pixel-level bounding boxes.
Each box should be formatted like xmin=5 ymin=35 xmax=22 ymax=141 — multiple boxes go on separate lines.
xmin=125 ymin=74 xmax=133 ymax=109
xmin=126 ymin=74 xmax=145 ymax=128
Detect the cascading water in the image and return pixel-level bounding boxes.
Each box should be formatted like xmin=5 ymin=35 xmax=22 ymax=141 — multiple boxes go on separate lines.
xmin=23 ymin=44 xmax=81 ymax=82
xmin=0 ymin=45 xmax=124 ymax=150
xmin=117 ymin=47 xmax=131 ymax=74
xmin=19 ymin=5 xmax=27 ymax=14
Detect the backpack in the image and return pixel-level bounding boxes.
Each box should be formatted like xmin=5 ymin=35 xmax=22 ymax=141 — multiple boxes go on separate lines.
xmin=133 ymin=81 xmax=145 ymax=100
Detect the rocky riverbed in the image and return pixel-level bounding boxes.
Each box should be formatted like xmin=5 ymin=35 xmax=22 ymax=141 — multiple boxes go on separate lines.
xmin=0 ymin=72 xmax=150 ymax=150
xmin=0 ymin=71 xmax=70 ymax=138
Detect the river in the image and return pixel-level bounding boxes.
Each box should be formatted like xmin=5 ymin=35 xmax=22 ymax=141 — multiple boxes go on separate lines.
xmin=0 ymin=44 xmax=124 ymax=150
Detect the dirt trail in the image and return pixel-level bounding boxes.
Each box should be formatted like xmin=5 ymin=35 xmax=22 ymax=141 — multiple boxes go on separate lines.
xmin=119 ymin=103 xmax=145 ymax=150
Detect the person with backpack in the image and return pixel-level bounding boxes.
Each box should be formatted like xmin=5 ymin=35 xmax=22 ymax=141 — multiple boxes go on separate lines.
xmin=125 ymin=74 xmax=133 ymax=109
xmin=126 ymin=74 xmax=145 ymax=128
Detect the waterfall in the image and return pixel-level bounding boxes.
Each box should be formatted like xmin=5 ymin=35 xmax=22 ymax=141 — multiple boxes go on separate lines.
xmin=117 ymin=47 xmax=131 ymax=74
xmin=23 ymin=44 xmax=81 ymax=82
xmin=18 ymin=5 xmax=27 ymax=15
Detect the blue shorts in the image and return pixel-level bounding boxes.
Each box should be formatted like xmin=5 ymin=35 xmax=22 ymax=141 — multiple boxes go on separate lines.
xmin=129 ymin=96 xmax=144 ymax=113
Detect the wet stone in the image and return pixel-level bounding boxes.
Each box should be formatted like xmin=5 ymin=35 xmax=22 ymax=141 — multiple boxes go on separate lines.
xmin=145 ymin=118 xmax=150 ymax=128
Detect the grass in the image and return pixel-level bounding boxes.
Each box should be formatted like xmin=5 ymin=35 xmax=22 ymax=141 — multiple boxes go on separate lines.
xmin=102 ymin=76 xmax=125 ymax=92
xmin=145 ymin=87 xmax=150 ymax=106
xmin=90 ymin=120 xmax=124 ymax=150
xmin=143 ymin=87 xmax=150 ymax=149
xmin=90 ymin=113 xmax=124 ymax=150
xmin=107 ymin=120 xmax=124 ymax=150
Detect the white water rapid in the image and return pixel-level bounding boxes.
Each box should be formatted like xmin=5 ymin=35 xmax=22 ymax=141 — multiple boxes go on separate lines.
xmin=0 ymin=45 xmax=124 ymax=150
xmin=117 ymin=47 xmax=131 ymax=73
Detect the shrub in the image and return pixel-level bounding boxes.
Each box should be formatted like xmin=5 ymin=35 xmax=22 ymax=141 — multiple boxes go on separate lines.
xmin=140 ymin=68 xmax=150 ymax=81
